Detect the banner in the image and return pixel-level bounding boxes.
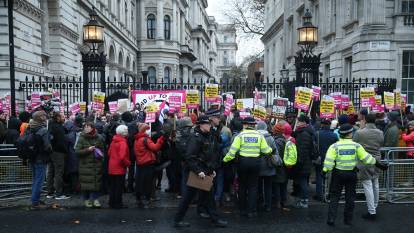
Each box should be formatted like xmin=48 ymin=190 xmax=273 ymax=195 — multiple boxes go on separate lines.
xmin=384 ymin=92 xmax=395 ymax=110
xmin=312 ymin=86 xmax=321 ymax=101
xmin=272 ymin=97 xmax=288 ymax=119
xmin=224 ymin=94 xmax=234 ymax=116
xmin=186 ymin=90 xmax=200 ymax=109
xmin=360 ymin=87 xmax=375 ymax=108
xmin=108 ymin=101 xmax=118 ymax=114
xmin=320 ymin=95 xmax=335 ymax=119
xmin=132 ymin=90 xmax=186 ymax=108
xmin=205 ymin=83 xmax=219 ymax=102
xmin=253 ymin=106 xmax=267 ymax=120
xmin=394 ymin=89 xmax=401 ymax=110
xmin=294 ymin=87 xmax=312 ymax=111
xmin=341 ymin=95 xmax=350 ymax=110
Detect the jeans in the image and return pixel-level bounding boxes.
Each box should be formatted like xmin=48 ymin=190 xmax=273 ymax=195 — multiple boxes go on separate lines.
xmin=46 ymin=152 xmax=65 ymax=195
xmin=273 ymin=181 xmax=288 ymax=203
xmin=31 ymin=162 xmax=47 ymax=205
xmin=82 ymin=191 xmax=100 ymax=200
xmin=362 ymin=178 xmax=379 ymax=214
xmin=295 ymin=175 xmax=309 ymax=200
xmin=214 ymin=168 xmax=224 ymax=201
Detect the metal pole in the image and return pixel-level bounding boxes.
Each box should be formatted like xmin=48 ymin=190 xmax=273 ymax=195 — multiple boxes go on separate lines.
xmin=82 ymin=54 xmax=89 ymax=116
xmin=8 ymin=0 xmax=16 ymax=117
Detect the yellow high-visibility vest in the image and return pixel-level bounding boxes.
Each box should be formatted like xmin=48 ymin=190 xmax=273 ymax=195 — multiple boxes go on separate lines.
xmin=284 ymin=140 xmax=297 ymax=166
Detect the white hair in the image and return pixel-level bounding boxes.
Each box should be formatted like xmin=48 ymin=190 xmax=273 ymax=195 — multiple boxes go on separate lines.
xmin=116 ymin=125 xmax=128 ymax=136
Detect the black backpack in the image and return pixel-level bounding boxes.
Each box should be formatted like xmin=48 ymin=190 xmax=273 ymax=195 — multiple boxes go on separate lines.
xmin=16 ymin=129 xmax=41 ymax=162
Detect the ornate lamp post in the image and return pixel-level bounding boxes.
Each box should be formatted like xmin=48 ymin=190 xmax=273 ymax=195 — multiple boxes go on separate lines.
xmin=81 ymin=7 xmax=106 ymax=114
xmin=295 ymin=9 xmax=320 ymax=87
xmin=280 ymin=64 xmax=289 ymax=83
xmin=254 ymin=71 xmax=262 ymax=91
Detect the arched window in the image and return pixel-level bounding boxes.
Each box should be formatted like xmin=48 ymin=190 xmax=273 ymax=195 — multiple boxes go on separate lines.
xmin=147 ymin=14 xmax=156 ymax=39
xmin=148 ymin=66 xmax=156 ymax=83
xmin=164 ymin=15 xmax=171 ymax=40
xmin=164 ymin=67 xmax=171 ymax=83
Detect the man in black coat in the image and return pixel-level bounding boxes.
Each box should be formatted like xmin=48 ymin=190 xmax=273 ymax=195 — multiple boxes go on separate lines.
xmin=174 ymin=116 xmax=227 ymax=228
xmin=293 ymin=115 xmax=315 ymax=208
xmin=47 ymin=112 xmax=70 ymax=200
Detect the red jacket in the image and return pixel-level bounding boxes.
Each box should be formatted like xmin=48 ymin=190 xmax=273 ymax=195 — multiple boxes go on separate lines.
xmin=134 ymin=133 xmax=164 ymax=166
xmin=402 ymin=131 xmax=414 ymax=158
xmin=108 ymin=135 xmax=131 ymax=175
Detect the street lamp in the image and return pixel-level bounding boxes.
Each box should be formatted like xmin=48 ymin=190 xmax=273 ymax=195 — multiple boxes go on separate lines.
xmin=297 ymin=9 xmax=318 ymax=48
xmin=280 ymin=64 xmax=289 ymax=82
xmin=83 ymin=8 xmax=104 ymax=51
xmin=254 ymin=71 xmax=262 ymax=91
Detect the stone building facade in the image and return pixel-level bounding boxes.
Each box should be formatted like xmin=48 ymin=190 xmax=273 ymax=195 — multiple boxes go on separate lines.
xmin=216 ymin=24 xmax=238 ymax=82
xmin=261 ymin=0 xmax=414 ymax=101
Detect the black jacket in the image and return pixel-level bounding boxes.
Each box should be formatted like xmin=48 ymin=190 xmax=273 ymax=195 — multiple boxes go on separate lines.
xmin=49 ymin=121 xmax=68 ymax=153
xmin=5 ymin=117 xmax=20 ymax=145
xmin=184 ymin=126 xmax=220 ymax=175
xmin=293 ymin=125 xmax=315 ymax=176
xmin=30 ymin=126 xmax=52 ymax=163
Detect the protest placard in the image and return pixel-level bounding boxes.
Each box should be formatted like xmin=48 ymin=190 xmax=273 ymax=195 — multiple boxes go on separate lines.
xmin=320 ymin=95 xmax=335 ymax=119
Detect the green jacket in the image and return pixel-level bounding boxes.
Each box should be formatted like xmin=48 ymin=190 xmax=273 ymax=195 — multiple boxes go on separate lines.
xmin=75 ymin=132 xmax=105 ymax=192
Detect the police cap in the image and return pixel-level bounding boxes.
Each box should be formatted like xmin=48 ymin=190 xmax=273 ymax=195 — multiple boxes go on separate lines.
xmin=205 ymin=108 xmax=221 ymax=117
xmin=339 ymin=123 xmax=354 ymax=135
xmin=243 ymin=117 xmax=257 ymax=125
xmin=196 ymin=115 xmax=210 ymax=124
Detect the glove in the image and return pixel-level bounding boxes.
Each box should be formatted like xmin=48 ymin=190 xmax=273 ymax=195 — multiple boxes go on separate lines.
xmin=198 ymin=172 xmax=206 ymax=179
xmin=375 ymin=160 xmax=389 ymax=171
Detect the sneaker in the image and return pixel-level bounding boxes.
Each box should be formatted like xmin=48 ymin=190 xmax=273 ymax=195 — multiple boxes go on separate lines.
xmin=84 ymin=200 xmax=93 ymax=208
xmin=55 ymin=195 xmax=71 ymax=200
xmin=362 ymin=213 xmax=376 ymax=221
xmin=46 ymin=194 xmax=55 ymax=199
xmin=93 ymin=200 xmax=102 ymax=208
xmin=295 ymin=200 xmax=309 ymax=209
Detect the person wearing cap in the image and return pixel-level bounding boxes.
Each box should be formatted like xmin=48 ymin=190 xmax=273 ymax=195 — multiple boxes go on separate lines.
xmin=323 ymin=123 xmax=388 ymax=226
xmin=174 ymin=115 xmax=227 ymax=228
xmin=313 ymin=118 xmax=337 ymax=202
xmin=353 ymin=113 xmax=384 ymax=221
xmin=384 ymin=111 xmax=400 ymax=148
xmin=223 ymin=117 xmax=272 ymax=218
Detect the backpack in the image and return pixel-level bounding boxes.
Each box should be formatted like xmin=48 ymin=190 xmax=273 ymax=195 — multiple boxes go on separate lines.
xmin=16 ymin=129 xmax=41 ymax=162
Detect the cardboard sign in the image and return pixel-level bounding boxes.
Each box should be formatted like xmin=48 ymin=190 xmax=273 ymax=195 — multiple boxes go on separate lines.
xmin=253 ymin=106 xmax=267 ymax=120
xmin=330 ymin=92 xmax=342 ymax=109
xmin=168 ymin=93 xmax=182 ymax=112
xmin=145 ymin=112 xmax=156 ymax=123
xmin=180 ymin=103 xmax=187 ymax=113
xmin=117 ymin=99 xmax=129 ymax=113
xmin=146 ymin=103 xmax=159 ymax=113
xmin=360 ymin=87 xmax=375 ymax=108
xmin=372 ymin=104 xmax=384 ymax=112
xmin=272 ymin=97 xmax=288 ymax=119
xmin=187 ymin=171 xmax=214 ymax=192
xmin=236 ymin=99 xmax=243 ymax=110
xmin=312 ymin=86 xmax=321 ymax=101
xmin=236 ymin=98 xmax=254 ymax=110
xmin=254 ymin=90 xmax=267 ymax=107
xmin=375 ymin=95 xmax=382 ymax=106
xmin=384 ymin=92 xmax=395 ymax=110
xmin=320 ymin=95 xmax=335 ymax=119
xmin=205 ymin=83 xmax=219 ymax=102
xmin=294 ymin=87 xmax=312 ymax=111
xmin=108 ymin=101 xmax=118 ymax=114
xmin=186 ymin=90 xmax=200 ymax=109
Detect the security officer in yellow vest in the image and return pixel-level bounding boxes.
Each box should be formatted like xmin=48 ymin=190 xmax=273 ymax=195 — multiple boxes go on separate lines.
xmin=223 ymin=117 xmax=272 ymax=218
xmin=323 ymin=124 xmax=388 ymax=226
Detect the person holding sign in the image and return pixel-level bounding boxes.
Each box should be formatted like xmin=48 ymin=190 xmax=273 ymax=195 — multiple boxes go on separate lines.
xmin=174 ymin=116 xmax=227 ymax=228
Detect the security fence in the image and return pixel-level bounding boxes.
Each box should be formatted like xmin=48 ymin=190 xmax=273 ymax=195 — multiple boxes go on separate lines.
xmin=19 ymin=75 xmax=396 ymax=113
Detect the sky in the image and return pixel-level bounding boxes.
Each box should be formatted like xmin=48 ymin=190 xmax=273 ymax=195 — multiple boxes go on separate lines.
xmin=206 ymin=0 xmax=264 ymax=65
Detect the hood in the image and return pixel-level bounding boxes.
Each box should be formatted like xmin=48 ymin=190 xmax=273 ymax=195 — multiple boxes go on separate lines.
xmin=283 ymin=123 xmax=293 ymax=137
xmin=112 ymin=134 xmax=127 ymax=143
xmin=8 ymin=117 xmax=20 ymax=130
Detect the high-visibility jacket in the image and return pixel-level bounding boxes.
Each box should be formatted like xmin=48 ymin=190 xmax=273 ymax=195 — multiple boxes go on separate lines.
xmin=223 ymin=129 xmax=272 ymax=162
xmin=284 ymin=140 xmax=297 ymax=166
xmin=323 ymin=138 xmax=376 ymax=172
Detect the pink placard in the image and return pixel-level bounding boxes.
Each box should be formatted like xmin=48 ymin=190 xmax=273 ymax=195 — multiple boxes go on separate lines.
xmin=168 ymin=94 xmax=182 ymax=112
xmin=312 ymin=86 xmax=321 ymax=101
xmin=361 ymin=98 xmax=371 ymax=108
xmin=108 ymin=101 xmax=118 ymax=114
xmin=320 ymin=112 xmax=335 ymax=119
xmin=145 ymin=112 xmax=156 ymax=123
xmin=341 ymin=95 xmax=350 ymax=110
xmin=372 ymin=104 xmax=385 ymax=112
xmin=239 ymin=112 xmax=251 ymax=119
xmin=224 ymin=95 xmax=234 ymax=116
xmin=69 ymin=103 xmax=81 ymax=115
xmin=331 ymin=93 xmax=342 ymax=109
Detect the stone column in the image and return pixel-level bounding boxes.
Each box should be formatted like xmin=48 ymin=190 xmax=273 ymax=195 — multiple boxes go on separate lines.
xmin=140 ymin=0 xmax=146 ymax=40
xmin=183 ymin=65 xmax=189 ymax=83
xmin=172 ymin=0 xmax=177 ymax=41
xmin=157 ymin=0 xmax=164 ymax=40
xmin=181 ymin=14 xmax=185 ymax=45
xmin=40 ymin=0 xmax=49 ymax=54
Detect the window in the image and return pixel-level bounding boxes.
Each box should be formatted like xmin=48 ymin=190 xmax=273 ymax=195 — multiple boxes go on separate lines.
xmin=125 ymin=2 xmax=128 ymax=27
xmin=164 ymin=67 xmax=171 ymax=83
xmin=164 ymin=15 xmax=171 ymax=40
xmin=131 ymin=10 xmax=134 ymax=33
xmin=224 ymin=57 xmax=228 ymax=66
xmin=148 ymin=66 xmax=156 ymax=83
xmin=224 ymin=36 xmax=228 ymax=43
xmin=402 ymin=51 xmax=414 ymax=103
xmin=344 ymin=57 xmax=353 ymax=80
xmin=402 ymin=0 xmax=414 ymax=13
xmin=147 ymin=14 xmax=156 ymax=39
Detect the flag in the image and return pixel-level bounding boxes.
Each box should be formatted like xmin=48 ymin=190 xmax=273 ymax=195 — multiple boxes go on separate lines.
xmin=158 ymin=101 xmax=170 ymax=124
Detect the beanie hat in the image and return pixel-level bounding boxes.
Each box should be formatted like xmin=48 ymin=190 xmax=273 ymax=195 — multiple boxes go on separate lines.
xmin=273 ymin=123 xmax=285 ymax=135
xmin=388 ymin=111 xmax=399 ymax=122
xmin=283 ymin=123 xmax=293 ymax=137
xmin=32 ymin=110 xmax=47 ymax=123
xmin=116 ymin=125 xmax=128 ymax=136
xmin=138 ymin=123 xmax=150 ymax=133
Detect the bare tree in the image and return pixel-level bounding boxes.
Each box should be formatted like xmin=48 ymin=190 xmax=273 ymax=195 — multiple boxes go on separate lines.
xmin=224 ymin=0 xmax=265 ymax=37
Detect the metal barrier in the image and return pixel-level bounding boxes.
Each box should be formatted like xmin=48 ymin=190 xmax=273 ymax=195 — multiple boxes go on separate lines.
xmin=0 ymin=146 xmax=33 ymax=203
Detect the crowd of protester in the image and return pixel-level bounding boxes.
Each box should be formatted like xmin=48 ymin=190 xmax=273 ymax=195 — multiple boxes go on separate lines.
xmin=0 ymin=104 xmax=412 ymax=227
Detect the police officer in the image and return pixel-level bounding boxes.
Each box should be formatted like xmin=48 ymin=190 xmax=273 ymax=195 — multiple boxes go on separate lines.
xmin=323 ymin=124 xmax=388 ymax=226
xmin=223 ymin=117 xmax=272 ymax=217
xmin=174 ymin=115 xmax=227 ymax=228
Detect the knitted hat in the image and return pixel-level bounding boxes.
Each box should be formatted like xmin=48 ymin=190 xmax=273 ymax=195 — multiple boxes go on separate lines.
xmin=388 ymin=111 xmax=399 ymax=122
xmin=32 ymin=110 xmax=47 ymax=123
xmin=283 ymin=123 xmax=293 ymax=137
xmin=272 ymin=123 xmax=285 ymax=135
xmin=138 ymin=123 xmax=150 ymax=132
xmin=116 ymin=125 xmax=128 ymax=136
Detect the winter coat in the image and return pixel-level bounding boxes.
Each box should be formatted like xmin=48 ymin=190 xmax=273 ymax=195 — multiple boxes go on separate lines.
xmin=293 ymin=125 xmax=315 ymax=176
xmin=75 ymin=132 xmax=105 ymax=192
xmin=108 ymin=135 xmax=131 ymax=175
xmin=49 ymin=120 xmax=68 ymax=153
xmin=384 ymin=123 xmax=400 ymax=147
xmin=29 ymin=125 xmax=52 ymax=163
xmin=315 ymin=126 xmax=338 ymax=161
xmin=402 ymin=131 xmax=414 ymax=158
xmin=273 ymin=134 xmax=288 ymax=183
xmin=258 ymin=130 xmax=277 ymax=177
xmin=0 ymin=119 xmax=7 ymax=143
xmin=5 ymin=117 xmax=20 ymax=145
xmin=63 ymin=120 xmax=80 ymax=173
xmin=353 ymin=123 xmax=384 ymax=180
xmin=134 ymin=132 xmax=164 ymax=166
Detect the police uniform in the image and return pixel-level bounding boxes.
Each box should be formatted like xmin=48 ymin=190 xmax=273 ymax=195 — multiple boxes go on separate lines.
xmin=174 ymin=116 xmax=227 ymax=228
xmin=323 ymin=124 xmax=377 ymax=226
xmin=223 ymin=117 xmax=272 ymax=216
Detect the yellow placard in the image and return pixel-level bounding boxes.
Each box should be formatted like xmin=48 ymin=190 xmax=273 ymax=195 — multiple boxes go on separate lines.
xmin=394 ymin=89 xmax=401 ymax=108
xmin=384 ymin=92 xmax=394 ymax=109
xmin=146 ymin=103 xmax=158 ymax=113
xmin=93 ymin=91 xmax=105 ymax=104
xmin=180 ymin=103 xmax=187 ymax=113
xmin=236 ymin=99 xmax=243 ymax=110
xmin=253 ymin=106 xmax=267 ymax=120
xmin=205 ymin=84 xmax=219 ymax=98
xmin=186 ymin=90 xmax=200 ymax=105
xmin=295 ymin=87 xmax=312 ymax=109
xmin=347 ymin=102 xmax=355 ymax=114
xmin=79 ymin=102 xmax=86 ymax=113
xmin=319 ymin=96 xmax=335 ymax=118
xmin=375 ymin=95 xmax=382 ymax=105
xmin=360 ymin=87 xmax=375 ymax=99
